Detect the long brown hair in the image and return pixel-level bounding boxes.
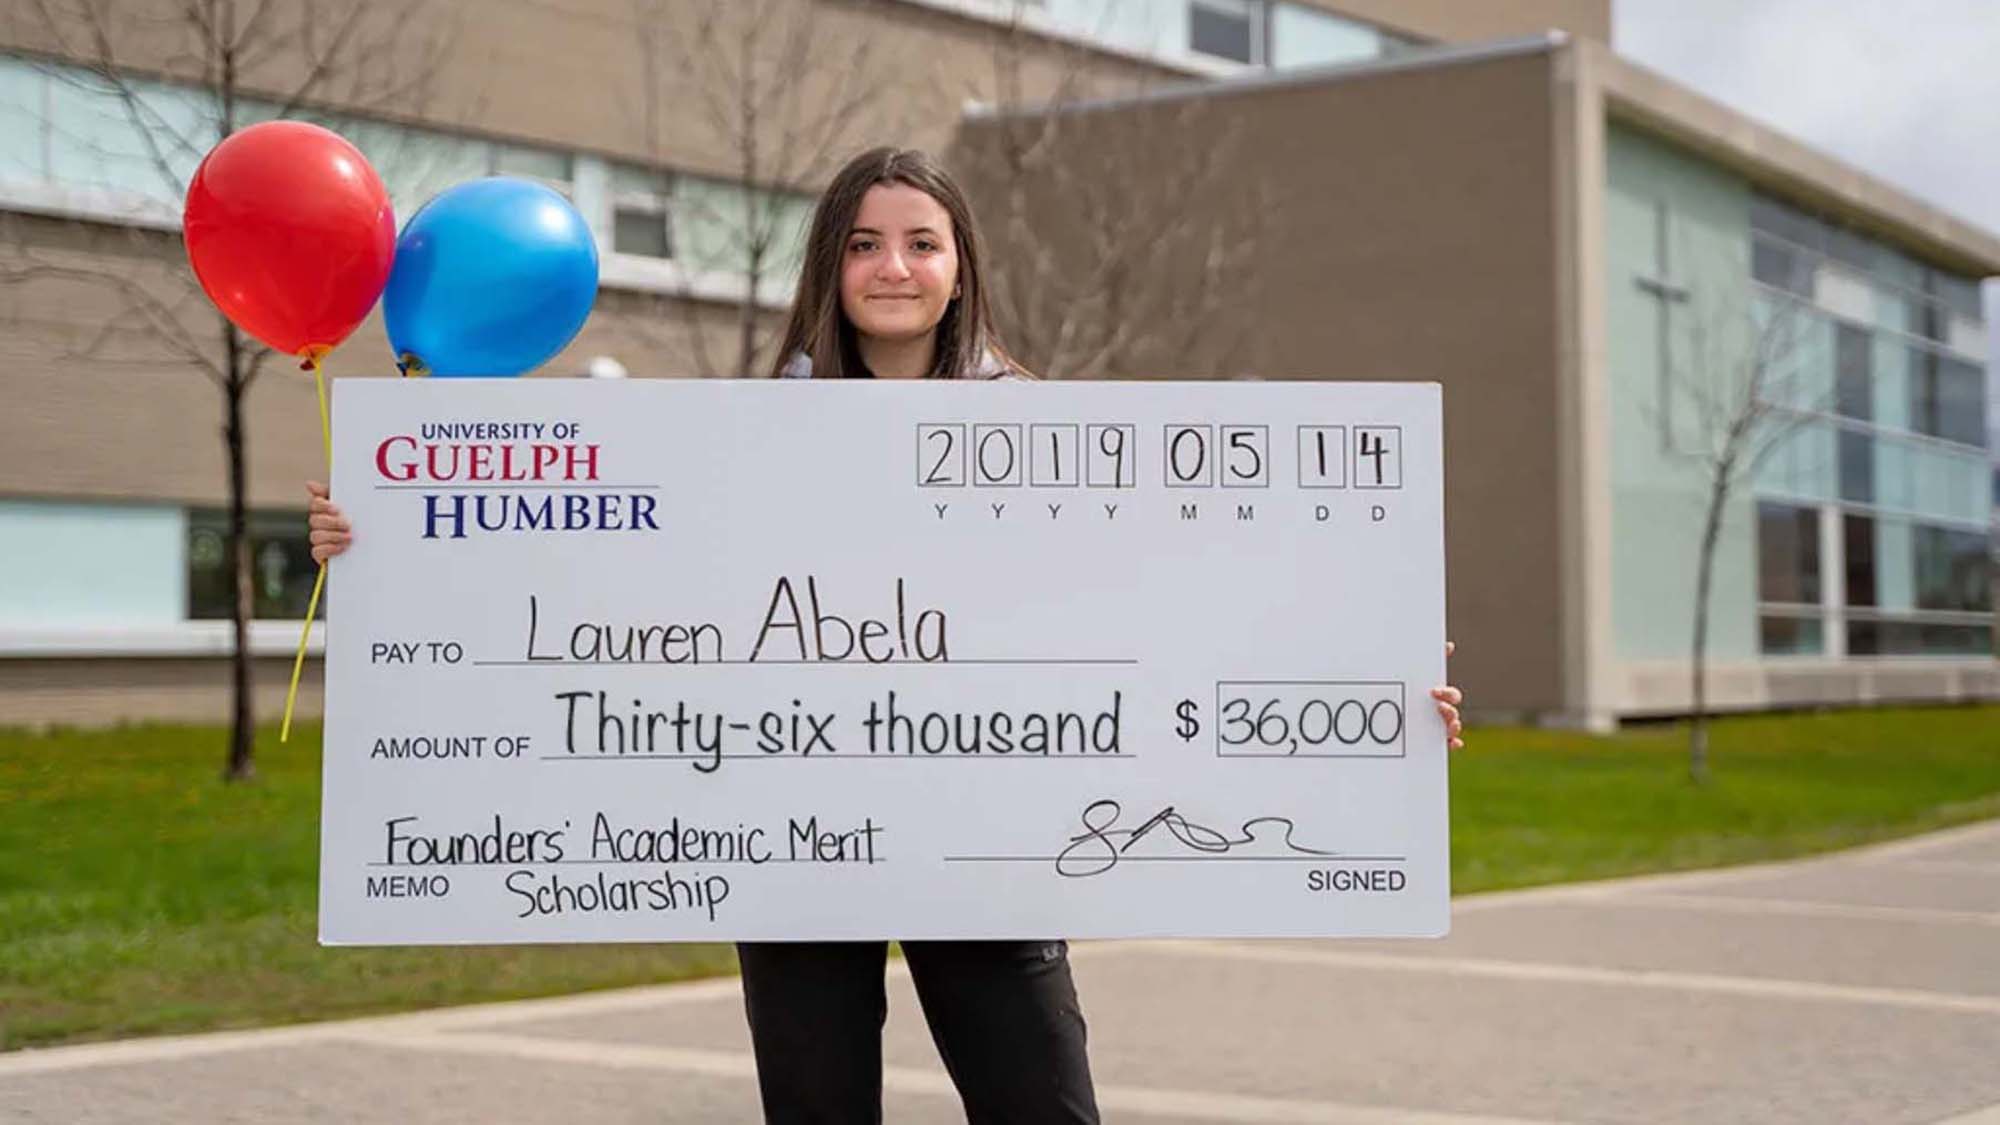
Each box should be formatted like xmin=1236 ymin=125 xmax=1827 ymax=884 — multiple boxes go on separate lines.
xmin=768 ymin=147 xmax=1024 ymax=379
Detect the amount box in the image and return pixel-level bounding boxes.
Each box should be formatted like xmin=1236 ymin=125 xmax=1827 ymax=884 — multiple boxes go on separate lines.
xmin=1213 ymin=680 xmax=1406 ymax=758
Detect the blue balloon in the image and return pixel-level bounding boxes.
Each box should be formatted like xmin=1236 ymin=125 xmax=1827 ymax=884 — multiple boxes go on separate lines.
xmin=384 ymin=177 xmax=598 ymax=377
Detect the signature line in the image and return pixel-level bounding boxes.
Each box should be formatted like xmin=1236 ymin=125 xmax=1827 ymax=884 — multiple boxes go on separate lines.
xmin=940 ymin=848 xmax=1400 ymax=856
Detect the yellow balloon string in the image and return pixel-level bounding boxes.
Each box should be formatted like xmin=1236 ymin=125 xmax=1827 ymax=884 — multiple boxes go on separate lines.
xmin=281 ymin=352 xmax=333 ymax=743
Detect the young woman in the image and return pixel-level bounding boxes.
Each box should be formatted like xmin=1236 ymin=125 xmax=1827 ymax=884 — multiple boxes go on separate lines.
xmin=308 ymin=146 xmax=1466 ymax=1123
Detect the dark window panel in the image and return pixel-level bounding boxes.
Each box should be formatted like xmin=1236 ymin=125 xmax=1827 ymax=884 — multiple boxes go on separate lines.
xmin=1751 ymin=235 xmax=1811 ymax=297
xmin=1834 ymin=323 xmax=1872 ymax=420
xmin=1849 ymin=618 xmax=1994 ymax=656
xmin=187 ymin=508 xmax=323 ymax=621
xmin=1931 ymin=271 xmax=1983 ymax=321
xmin=1759 ymin=615 xmax=1824 ymax=655
xmin=1189 ymin=2 xmax=1255 ymax=62
xmin=1909 ymin=348 xmax=1991 ymax=448
xmin=1909 ymin=346 xmax=1942 ymax=439
xmin=1920 ymin=623 xmax=1995 ymax=655
xmin=613 ymin=207 xmax=672 ymax=259
xmin=1757 ymin=501 xmax=1821 ymax=604
xmin=1749 ymin=193 xmax=1825 ymax=250
xmin=1824 ymin=226 xmax=1877 ymax=273
xmin=1904 ymin=293 xmax=1947 ymax=342
xmin=1937 ymin=356 xmax=1988 ymax=448
xmin=1837 ymin=429 xmax=1873 ymax=504
xmin=1914 ymin=525 xmax=1994 ymax=613
xmin=1844 ymin=513 xmax=1877 ymax=608
xmin=1846 ymin=619 xmax=1877 ymax=655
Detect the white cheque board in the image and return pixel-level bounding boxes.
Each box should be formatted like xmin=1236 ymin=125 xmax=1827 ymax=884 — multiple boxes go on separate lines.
xmin=320 ymin=378 xmax=1450 ymax=944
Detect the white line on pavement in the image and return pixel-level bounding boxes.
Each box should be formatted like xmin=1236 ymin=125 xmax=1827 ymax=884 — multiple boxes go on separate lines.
xmin=1143 ymin=941 xmax=2000 ymax=1016
xmin=1932 ymin=1101 xmax=2000 ymax=1124
xmin=1865 ymin=859 xmax=2000 ymax=876
xmin=1586 ymin=891 xmax=2000 ymax=927
xmin=0 ymin=978 xmax=749 ymax=1078
xmin=358 ymin=1029 xmax=1568 ymax=1125
xmin=1447 ymin=864 xmax=1788 ymax=913
xmin=1848 ymin=820 xmax=2000 ymax=863
xmin=0 ymin=949 xmax=1169 ymax=1079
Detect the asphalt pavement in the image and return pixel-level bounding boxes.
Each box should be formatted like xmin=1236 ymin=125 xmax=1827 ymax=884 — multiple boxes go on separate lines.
xmin=4 ymin=819 xmax=1997 ymax=1123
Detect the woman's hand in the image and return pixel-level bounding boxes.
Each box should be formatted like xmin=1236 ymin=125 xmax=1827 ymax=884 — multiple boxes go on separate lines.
xmin=1430 ymin=640 xmax=1464 ymax=750
xmin=306 ymin=481 xmax=353 ymax=565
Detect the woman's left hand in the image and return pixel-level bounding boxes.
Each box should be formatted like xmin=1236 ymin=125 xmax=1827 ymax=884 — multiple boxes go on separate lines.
xmin=1430 ymin=641 xmax=1465 ymax=750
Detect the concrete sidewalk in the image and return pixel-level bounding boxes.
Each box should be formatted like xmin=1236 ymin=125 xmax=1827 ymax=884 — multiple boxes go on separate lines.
xmin=4 ymin=820 xmax=1998 ymax=1123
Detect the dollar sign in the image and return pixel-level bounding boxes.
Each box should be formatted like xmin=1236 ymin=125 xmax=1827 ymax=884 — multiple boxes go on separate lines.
xmin=1174 ymin=699 xmax=1201 ymax=741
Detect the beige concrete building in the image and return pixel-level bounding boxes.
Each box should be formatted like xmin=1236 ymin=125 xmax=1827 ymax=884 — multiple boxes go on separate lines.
xmin=1 ymin=0 xmax=1992 ymax=729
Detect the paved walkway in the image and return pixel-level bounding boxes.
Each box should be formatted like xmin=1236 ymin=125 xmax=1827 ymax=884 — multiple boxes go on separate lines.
xmin=4 ymin=820 xmax=1998 ymax=1123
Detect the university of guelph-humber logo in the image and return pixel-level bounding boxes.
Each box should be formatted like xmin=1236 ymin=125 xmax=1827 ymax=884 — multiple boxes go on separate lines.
xmin=375 ymin=420 xmax=661 ymax=540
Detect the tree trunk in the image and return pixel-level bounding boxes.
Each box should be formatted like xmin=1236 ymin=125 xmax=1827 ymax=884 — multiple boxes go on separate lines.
xmin=1688 ymin=476 xmax=1728 ymax=786
xmin=736 ymin=264 xmax=758 ymax=379
xmin=223 ymin=326 xmax=256 ymax=781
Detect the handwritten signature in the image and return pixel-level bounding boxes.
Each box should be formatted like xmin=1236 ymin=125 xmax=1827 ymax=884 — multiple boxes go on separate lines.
xmin=1054 ymin=799 xmax=1339 ymax=878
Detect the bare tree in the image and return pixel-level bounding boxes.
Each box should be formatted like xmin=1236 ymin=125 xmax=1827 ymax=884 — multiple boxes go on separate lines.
xmin=946 ymin=3 xmax=1267 ymax=380
xmin=2 ymin=0 xmax=451 ymax=780
xmin=622 ymin=0 xmax=902 ymax=379
xmin=1653 ymin=258 xmax=1818 ymax=784
xmin=616 ymin=0 xmax=1258 ymax=383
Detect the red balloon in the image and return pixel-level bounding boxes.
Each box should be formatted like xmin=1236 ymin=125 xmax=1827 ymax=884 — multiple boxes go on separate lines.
xmin=183 ymin=121 xmax=395 ymax=358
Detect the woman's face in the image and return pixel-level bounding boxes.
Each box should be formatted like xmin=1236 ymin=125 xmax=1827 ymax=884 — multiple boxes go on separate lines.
xmin=840 ymin=182 xmax=959 ymax=346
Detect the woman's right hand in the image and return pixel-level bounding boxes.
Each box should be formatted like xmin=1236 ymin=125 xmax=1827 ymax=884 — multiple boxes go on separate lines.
xmin=307 ymin=480 xmax=353 ymax=564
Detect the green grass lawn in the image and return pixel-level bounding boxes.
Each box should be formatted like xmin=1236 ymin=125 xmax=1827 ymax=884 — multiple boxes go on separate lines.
xmin=3 ymin=705 xmax=1997 ymax=1051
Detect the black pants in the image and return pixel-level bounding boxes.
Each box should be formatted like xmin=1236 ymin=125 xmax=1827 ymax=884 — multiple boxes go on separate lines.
xmin=736 ymin=940 xmax=1100 ymax=1124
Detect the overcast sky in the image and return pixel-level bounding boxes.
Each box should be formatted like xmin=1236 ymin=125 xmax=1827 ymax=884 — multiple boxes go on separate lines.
xmin=1613 ymin=0 xmax=2000 ymax=239
xmin=1614 ymin=0 xmax=2000 ymax=429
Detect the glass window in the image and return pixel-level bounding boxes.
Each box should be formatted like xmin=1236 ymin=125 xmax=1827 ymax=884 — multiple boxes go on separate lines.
xmin=1749 ymin=193 xmax=1824 ymax=251
xmin=1189 ymin=0 xmax=1260 ymax=64
xmin=1844 ymin=513 xmax=1876 ymax=607
xmin=1929 ymin=269 xmax=1984 ymax=323
xmin=492 ymin=142 xmax=572 ymax=189
xmin=44 ymin=68 xmax=214 ymax=205
xmin=610 ymin=162 xmax=668 ymax=197
xmin=614 ymin=207 xmax=672 ymax=258
xmin=1845 ymin=619 xmax=1878 ymax=655
xmin=187 ymin=508 xmax=322 ymax=620
xmin=1270 ymin=3 xmax=1382 ymax=69
xmin=1837 ymin=429 xmax=1873 ymax=504
xmin=1910 ymin=348 xmax=1989 ymax=448
xmin=1849 ymin=619 xmax=1994 ymax=656
xmin=0 ymin=56 xmax=50 ymax=182
xmin=1905 ymin=292 xmax=1948 ymax=343
xmin=610 ymin=162 xmax=674 ymax=259
xmin=670 ymin=176 xmax=814 ymax=280
xmin=339 ymin=118 xmax=489 ymax=220
xmin=1751 ymin=234 xmax=1812 ymax=297
xmin=1914 ymin=524 xmax=1993 ymax=612
xmin=1823 ymin=226 xmax=1877 ymax=274
xmin=1759 ymin=614 xmax=1824 ymax=656
xmin=1834 ymin=322 xmax=1871 ymax=420
xmin=1936 ymin=356 xmax=1987 ymax=448
xmin=1920 ymin=623 xmax=1994 ymax=655
xmin=1757 ymin=501 xmax=1820 ymax=604
xmin=1909 ymin=346 xmax=1939 ymax=437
